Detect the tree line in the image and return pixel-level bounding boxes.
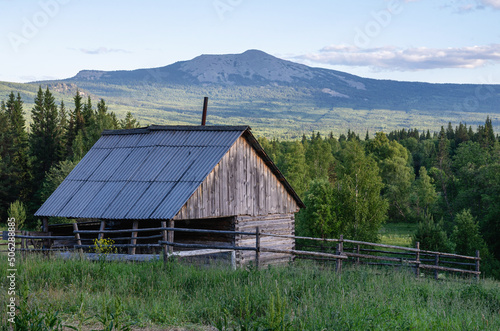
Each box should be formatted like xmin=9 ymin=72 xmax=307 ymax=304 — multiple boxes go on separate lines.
xmin=0 ymin=87 xmax=140 ymax=228
xmin=259 ymin=118 xmax=500 ymax=277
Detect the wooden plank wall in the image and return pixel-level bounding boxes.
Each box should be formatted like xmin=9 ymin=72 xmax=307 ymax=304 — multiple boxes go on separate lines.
xmin=175 ymin=136 xmax=299 ymax=220
xmin=234 ymin=213 xmax=295 ymax=267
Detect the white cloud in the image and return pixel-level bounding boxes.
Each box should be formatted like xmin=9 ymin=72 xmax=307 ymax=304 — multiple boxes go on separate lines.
xmin=76 ymin=47 xmax=131 ymax=55
xmin=296 ymin=44 xmax=500 ymax=71
xmin=480 ymin=0 xmax=500 ymax=8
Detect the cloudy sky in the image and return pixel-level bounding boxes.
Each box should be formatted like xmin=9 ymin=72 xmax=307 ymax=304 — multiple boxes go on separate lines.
xmin=1 ymin=0 xmax=499 ymax=84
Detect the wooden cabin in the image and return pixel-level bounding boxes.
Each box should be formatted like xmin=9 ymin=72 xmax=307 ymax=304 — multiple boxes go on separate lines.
xmin=35 ymin=125 xmax=305 ymax=266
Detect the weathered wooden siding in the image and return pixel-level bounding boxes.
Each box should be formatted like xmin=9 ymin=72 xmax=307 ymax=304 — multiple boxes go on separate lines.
xmin=174 ymin=136 xmax=299 ymax=220
xmin=235 ymin=213 xmax=295 ymax=266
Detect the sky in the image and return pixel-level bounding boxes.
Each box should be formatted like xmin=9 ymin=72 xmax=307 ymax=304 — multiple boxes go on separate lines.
xmin=1 ymin=0 xmax=499 ymax=84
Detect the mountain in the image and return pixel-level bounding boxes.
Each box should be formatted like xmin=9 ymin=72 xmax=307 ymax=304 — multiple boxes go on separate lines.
xmin=4 ymin=50 xmax=500 ymax=138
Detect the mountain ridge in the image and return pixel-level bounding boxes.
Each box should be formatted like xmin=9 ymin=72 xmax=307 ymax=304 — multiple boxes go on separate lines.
xmin=5 ymin=49 xmax=500 ymax=138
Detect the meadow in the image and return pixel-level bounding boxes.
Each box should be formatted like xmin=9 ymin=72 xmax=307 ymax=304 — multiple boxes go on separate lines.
xmin=1 ymin=253 xmax=499 ymax=330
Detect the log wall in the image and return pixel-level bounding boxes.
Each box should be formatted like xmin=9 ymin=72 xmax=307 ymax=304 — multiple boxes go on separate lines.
xmin=174 ymin=136 xmax=299 ymax=220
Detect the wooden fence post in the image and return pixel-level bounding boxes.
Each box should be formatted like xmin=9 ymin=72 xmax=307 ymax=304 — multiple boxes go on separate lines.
xmin=73 ymin=223 xmax=83 ymax=254
xmin=415 ymin=242 xmax=420 ymax=278
xmin=475 ymin=250 xmax=480 ymax=281
xmin=356 ymin=244 xmax=360 ymax=265
xmin=336 ymin=235 xmax=343 ymax=273
xmin=434 ymin=254 xmax=439 ymax=280
xmin=42 ymin=217 xmax=50 ymax=250
xmin=129 ymin=220 xmax=138 ymax=255
xmin=161 ymin=221 xmax=168 ymax=262
xmin=21 ymin=230 xmax=25 ymax=258
xmin=98 ymin=221 xmax=105 ymax=240
xmin=255 ymin=226 xmax=260 ymax=269
xmin=168 ymin=220 xmax=174 ymax=255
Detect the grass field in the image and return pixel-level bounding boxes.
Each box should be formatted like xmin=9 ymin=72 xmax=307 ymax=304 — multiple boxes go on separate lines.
xmin=379 ymin=223 xmax=417 ymax=247
xmin=1 ymin=254 xmax=499 ymax=330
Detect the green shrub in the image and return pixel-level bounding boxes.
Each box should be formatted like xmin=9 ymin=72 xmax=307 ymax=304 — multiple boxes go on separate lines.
xmin=7 ymin=200 xmax=26 ymax=230
xmin=412 ymin=212 xmax=454 ymax=252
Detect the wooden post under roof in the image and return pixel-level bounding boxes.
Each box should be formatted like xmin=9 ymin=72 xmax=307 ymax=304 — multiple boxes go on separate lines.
xmin=42 ymin=217 xmax=49 ymax=232
xmin=167 ymin=220 xmax=174 ymax=254
xmin=161 ymin=221 xmax=168 ymax=261
xmin=255 ymin=226 xmax=260 ymax=269
xmin=98 ymin=221 xmax=106 ymax=240
xmin=73 ymin=222 xmax=83 ymax=254
xmin=129 ymin=220 xmax=139 ymax=255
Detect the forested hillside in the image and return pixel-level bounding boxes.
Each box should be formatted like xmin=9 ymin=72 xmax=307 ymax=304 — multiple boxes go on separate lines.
xmin=1 ymin=86 xmax=500 ymax=277
xmin=259 ymin=119 xmax=500 ymax=277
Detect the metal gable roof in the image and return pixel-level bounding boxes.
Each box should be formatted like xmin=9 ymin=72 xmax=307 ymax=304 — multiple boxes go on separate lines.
xmin=35 ymin=125 xmax=304 ymax=220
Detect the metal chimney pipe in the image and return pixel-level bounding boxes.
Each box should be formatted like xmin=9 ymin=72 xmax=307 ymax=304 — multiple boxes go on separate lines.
xmin=201 ymin=97 xmax=208 ymax=126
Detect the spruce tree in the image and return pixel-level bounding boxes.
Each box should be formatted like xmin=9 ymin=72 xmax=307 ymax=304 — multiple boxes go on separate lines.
xmin=5 ymin=92 xmax=30 ymax=200
xmin=0 ymin=102 xmax=16 ymax=219
xmin=30 ymin=87 xmax=63 ymax=195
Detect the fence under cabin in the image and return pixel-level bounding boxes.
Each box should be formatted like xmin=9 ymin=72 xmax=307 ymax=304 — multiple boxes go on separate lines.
xmin=13 ymin=219 xmax=480 ymax=280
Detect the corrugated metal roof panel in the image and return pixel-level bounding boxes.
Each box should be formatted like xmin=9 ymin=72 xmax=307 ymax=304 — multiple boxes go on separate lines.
xmin=115 ymin=133 xmax=145 ymax=148
xmin=79 ymin=181 xmax=127 ymax=219
xmin=150 ymin=181 xmax=200 ymax=219
xmin=209 ymin=130 xmax=242 ymax=146
xmin=154 ymin=147 xmax=202 ymax=182
xmin=92 ymin=134 xmax=123 ymax=149
xmin=180 ymin=146 xmax=227 ymax=182
xmin=66 ymin=148 xmax=111 ymax=181
xmin=136 ymin=131 xmax=164 ymax=147
xmin=109 ymin=147 xmax=153 ymax=181
xmin=35 ymin=180 xmax=85 ymax=216
xmin=183 ymin=131 xmax=211 ymax=146
xmin=58 ymin=181 xmax=106 ymax=218
xmin=88 ymin=148 xmax=133 ymax=181
xmin=125 ymin=181 xmax=176 ymax=219
xmin=158 ymin=130 xmax=190 ymax=146
xmin=131 ymin=146 xmax=181 ymax=182
xmin=101 ymin=181 xmax=151 ymax=219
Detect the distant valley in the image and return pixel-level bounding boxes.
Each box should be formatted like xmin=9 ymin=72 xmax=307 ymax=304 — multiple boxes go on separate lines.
xmin=2 ymin=49 xmax=499 ymax=138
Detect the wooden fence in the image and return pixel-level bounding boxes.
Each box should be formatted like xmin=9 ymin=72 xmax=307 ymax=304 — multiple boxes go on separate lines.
xmin=0 ymin=230 xmax=21 ymax=253
xmin=13 ymin=226 xmax=480 ymax=280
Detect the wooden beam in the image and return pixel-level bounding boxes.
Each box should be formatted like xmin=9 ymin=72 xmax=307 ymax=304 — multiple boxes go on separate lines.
xmin=161 ymin=221 xmax=168 ymax=261
xmin=98 ymin=221 xmax=106 ymax=240
xmin=42 ymin=217 xmax=49 ymax=232
xmin=73 ymin=223 xmax=82 ymax=254
xmin=255 ymin=226 xmax=260 ymax=269
xmin=168 ymin=220 xmax=174 ymax=254
xmin=129 ymin=220 xmax=139 ymax=255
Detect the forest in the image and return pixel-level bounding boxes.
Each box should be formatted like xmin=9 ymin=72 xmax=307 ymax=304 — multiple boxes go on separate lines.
xmin=1 ymin=86 xmax=500 ymax=277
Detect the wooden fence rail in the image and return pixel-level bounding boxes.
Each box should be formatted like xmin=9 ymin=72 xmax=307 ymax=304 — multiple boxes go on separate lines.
xmin=14 ymin=226 xmax=480 ymax=279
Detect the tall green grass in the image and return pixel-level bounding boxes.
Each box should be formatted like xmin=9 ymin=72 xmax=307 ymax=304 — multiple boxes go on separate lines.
xmin=379 ymin=223 xmax=417 ymax=247
xmin=1 ymin=254 xmax=499 ymax=330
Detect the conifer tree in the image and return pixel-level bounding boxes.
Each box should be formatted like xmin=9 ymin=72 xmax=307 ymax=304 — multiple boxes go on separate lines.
xmin=5 ymin=92 xmax=30 ymax=200
xmin=120 ymin=111 xmax=141 ymax=129
xmin=30 ymin=87 xmax=63 ymax=194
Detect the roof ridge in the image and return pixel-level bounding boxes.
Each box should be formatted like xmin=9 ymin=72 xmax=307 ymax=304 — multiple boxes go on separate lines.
xmin=102 ymin=125 xmax=250 ymax=136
